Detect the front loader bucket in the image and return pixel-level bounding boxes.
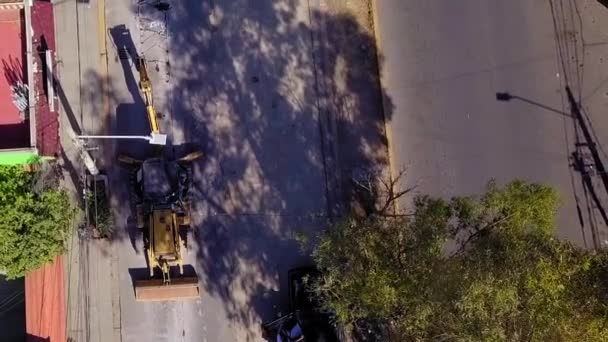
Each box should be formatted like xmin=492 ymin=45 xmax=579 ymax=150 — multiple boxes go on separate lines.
xmin=134 ymin=277 xmax=200 ymax=301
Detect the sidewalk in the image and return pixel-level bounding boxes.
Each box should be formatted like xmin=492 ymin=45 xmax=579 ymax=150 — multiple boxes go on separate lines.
xmin=65 ymin=235 xmax=118 ymax=342
xmin=51 ymin=0 xmax=121 ymax=341
xmin=312 ymin=0 xmax=391 ymax=214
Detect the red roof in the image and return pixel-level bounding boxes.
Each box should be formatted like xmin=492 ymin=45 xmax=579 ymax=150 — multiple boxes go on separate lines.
xmin=0 ymin=9 xmax=25 ymax=125
xmin=0 ymin=8 xmax=30 ymax=149
xmin=25 ymin=255 xmax=66 ymax=342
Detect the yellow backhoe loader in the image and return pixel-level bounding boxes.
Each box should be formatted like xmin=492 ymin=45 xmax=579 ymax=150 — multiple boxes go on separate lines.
xmin=118 ymin=56 xmax=203 ymax=301
xmin=120 ymin=151 xmax=203 ymax=301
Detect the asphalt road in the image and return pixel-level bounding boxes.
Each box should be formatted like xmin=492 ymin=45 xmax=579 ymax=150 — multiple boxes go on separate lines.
xmin=103 ymin=1 xmax=338 ymax=341
xmin=60 ymin=0 xmax=608 ymax=340
xmin=55 ymin=0 xmax=386 ymax=340
xmin=375 ymin=0 xmax=608 ymax=247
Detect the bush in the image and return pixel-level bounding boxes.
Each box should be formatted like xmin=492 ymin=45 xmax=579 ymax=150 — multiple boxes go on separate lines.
xmin=0 ymin=165 xmax=75 ymax=278
xmin=85 ymin=179 xmax=113 ymax=238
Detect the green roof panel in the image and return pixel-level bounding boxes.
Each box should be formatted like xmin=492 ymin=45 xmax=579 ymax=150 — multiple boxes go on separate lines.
xmin=0 ymin=150 xmax=39 ymax=165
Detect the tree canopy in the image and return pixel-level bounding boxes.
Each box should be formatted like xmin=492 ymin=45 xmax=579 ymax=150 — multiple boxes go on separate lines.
xmin=308 ymin=180 xmax=608 ymax=341
xmin=0 ymin=165 xmax=74 ymax=279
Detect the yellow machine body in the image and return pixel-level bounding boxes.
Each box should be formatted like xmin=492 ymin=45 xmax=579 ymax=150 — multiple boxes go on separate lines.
xmin=134 ymin=206 xmax=199 ymax=301
xmin=137 ymin=57 xmax=160 ymax=134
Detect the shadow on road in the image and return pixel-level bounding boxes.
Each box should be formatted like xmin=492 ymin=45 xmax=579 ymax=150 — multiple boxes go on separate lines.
xmin=79 ymin=0 xmax=398 ymax=340
xmin=565 ymin=86 xmax=608 ymax=250
xmin=496 ymin=87 xmax=608 ymax=251
xmin=107 ymin=25 xmax=153 ymax=155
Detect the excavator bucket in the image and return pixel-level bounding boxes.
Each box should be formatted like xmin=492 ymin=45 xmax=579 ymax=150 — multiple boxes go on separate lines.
xmin=134 ymin=276 xmax=200 ymax=301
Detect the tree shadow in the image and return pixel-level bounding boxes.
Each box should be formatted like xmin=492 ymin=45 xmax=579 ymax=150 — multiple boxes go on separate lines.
xmin=110 ymin=1 xmax=395 ymax=340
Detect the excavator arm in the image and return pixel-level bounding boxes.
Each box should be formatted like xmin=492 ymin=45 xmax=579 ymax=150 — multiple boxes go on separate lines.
xmin=137 ymin=57 xmax=160 ymax=134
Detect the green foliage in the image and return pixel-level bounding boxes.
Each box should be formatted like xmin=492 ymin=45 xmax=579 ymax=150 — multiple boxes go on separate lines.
xmin=0 ymin=165 xmax=75 ymax=279
xmin=310 ymin=180 xmax=608 ymax=341
xmin=86 ymin=180 xmax=113 ymax=238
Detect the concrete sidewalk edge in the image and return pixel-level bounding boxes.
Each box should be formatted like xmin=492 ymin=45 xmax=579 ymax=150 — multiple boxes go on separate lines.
xmin=370 ymin=0 xmax=399 ymax=213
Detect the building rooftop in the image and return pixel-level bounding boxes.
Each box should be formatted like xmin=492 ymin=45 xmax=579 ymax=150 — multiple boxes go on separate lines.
xmin=0 ymin=7 xmax=29 ymax=150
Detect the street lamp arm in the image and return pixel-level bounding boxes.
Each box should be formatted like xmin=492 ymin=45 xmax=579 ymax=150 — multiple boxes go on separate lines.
xmin=76 ymin=133 xmax=167 ymax=145
xmin=77 ymin=135 xmax=152 ymax=141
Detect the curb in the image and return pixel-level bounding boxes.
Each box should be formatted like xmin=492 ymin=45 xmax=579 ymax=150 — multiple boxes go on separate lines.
xmin=370 ymin=0 xmax=399 ymax=214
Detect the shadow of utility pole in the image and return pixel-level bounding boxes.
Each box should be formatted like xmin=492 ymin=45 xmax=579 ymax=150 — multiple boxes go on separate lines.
xmin=496 ymin=92 xmax=571 ymax=118
xmin=566 ymin=86 xmax=608 ymax=202
xmin=497 ymin=88 xmax=608 ymax=248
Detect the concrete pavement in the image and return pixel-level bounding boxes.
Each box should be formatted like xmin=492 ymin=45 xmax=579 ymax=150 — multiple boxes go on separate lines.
xmin=53 ymin=0 xmax=120 ymax=341
xmin=374 ymin=0 xmax=608 ymax=247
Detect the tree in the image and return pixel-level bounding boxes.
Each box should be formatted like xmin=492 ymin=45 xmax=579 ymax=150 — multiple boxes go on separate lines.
xmin=0 ymin=164 xmax=75 ymax=279
xmin=308 ymin=180 xmax=608 ymax=341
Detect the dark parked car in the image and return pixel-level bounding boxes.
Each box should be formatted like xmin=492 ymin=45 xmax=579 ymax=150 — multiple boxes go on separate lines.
xmin=262 ymin=267 xmax=342 ymax=342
